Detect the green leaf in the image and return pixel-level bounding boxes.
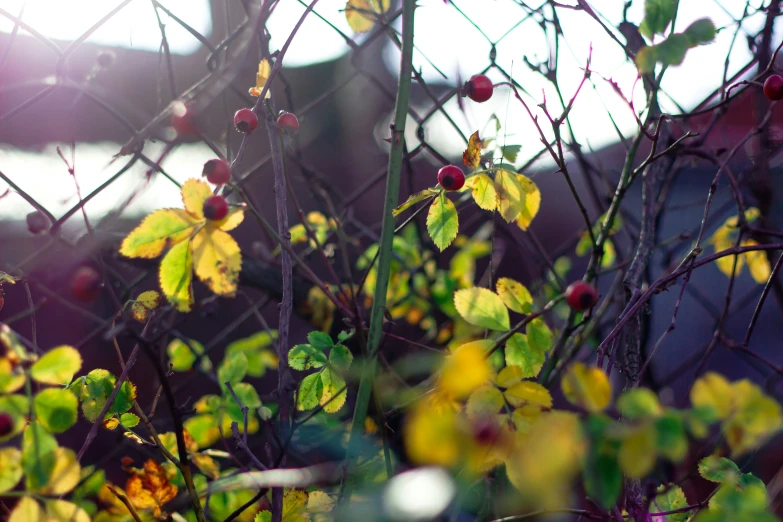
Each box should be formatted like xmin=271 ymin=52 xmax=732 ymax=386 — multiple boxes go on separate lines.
xmin=226 ymin=382 xmax=262 ymax=423
xmin=166 ymin=338 xmax=208 ymax=372
xmin=329 ymin=344 xmax=353 ymax=372
xmin=392 ymin=189 xmax=438 ymax=217
xmin=427 ymin=192 xmax=459 ymax=251
xmin=225 ymin=331 xmax=278 ymax=378
xmin=505 ymin=333 xmax=546 ymax=378
xmin=639 ymin=0 xmax=677 ymax=39
xmin=466 ymin=385 xmax=505 ymax=418
xmin=119 ymin=208 xmax=198 ymax=259
xmin=584 ymin=449 xmax=622 ymax=509
xmin=120 ymin=413 xmax=139 ymax=429
xmin=30 ymin=346 xmax=82 ymax=386
xmin=0 ymin=394 xmax=29 ymax=442
xmin=218 ymin=351 xmax=248 ymax=388
xmin=307 ymin=331 xmax=334 ymax=351
xmin=526 ymin=318 xmax=553 ymax=352
xmin=684 ymin=18 xmax=716 ymax=45
xmin=656 ymin=413 xmax=687 ymax=462
xmin=320 ymin=367 xmax=347 ymax=413
xmin=653 ymin=484 xmax=690 ymax=522
xmin=288 ymin=345 xmax=327 ymax=371
xmin=469 ymin=173 xmax=497 ymax=211
xmin=73 ymin=467 xmax=105 ymax=498
xmin=0 ymin=447 xmax=23 ymax=494
xmin=636 ymin=19 xmax=715 ymax=74
xmin=34 ymin=388 xmax=78 ymax=434
xmin=617 ymin=388 xmax=662 ymax=419
xmin=699 ymin=455 xmax=740 ymax=483
xmin=501 ymin=144 xmax=522 ymax=163
xmin=296 ymin=374 xmax=322 ymax=411
xmin=22 ymin=421 xmax=58 ymax=490
xmin=454 ymin=287 xmax=510 ymax=331
xmin=73 ymin=369 xmax=136 ymax=421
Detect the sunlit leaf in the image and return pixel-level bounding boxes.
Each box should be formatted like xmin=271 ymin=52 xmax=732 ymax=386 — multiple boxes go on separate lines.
xmin=494 ymin=169 xmax=526 ymax=222
xmin=618 ymin=424 xmax=657 ymax=479
xmin=8 ymin=496 xmax=43 ymax=522
xmin=466 ymin=384 xmax=504 ymax=418
xmin=454 ymin=287 xmax=510 ymax=331
xmin=561 ymin=362 xmax=611 ymax=412
xmin=345 ymin=0 xmax=390 ymax=33
xmin=0 ymin=447 xmax=22 ymax=493
xmin=393 ymin=188 xmax=438 ymax=217
xmin=690 ymin=372 xmax=732 ymax=420
xmin=119 ymin=209 xmax=198 ymax=259
xmin=218 ymin=351 xmax=248 ymax=389
xmin=289 ymin=344 xmax=327 ymax=371
xmin=22 ymin=421 xmax=58 ymax=490
xmin=45 ymin=499 xmax=90 ymax=522
xmin=226 ymin=331 xmax=278 ymax=377
xmin=505 ymin=333 xmax=546 ymax=378
xmin=159 ymin=239 xmax=194 ymax=312
xmin=30 ymin=345 xmax=82 ymax=385
xmin=297 ymin=373 xmax=322 ymax=411
xmin=653 ymin=484 xmax=690 ymax=522
xmin=698 ymin=455 xmax=740 ymax=483
xmin=320 ymin=367 xmax=347 ymax=413
xmin=504 ymin=381 xmax=552 ymax=409
xmin=496 ymin=277 xmax=533 ymax=314
xmin=125 ymin=459 xmax=178 ymax=519
xmin=463 ymin=131 xmax=482 ymax=169
xmin=617 ymin=388 xmax=662 ymax=419
xmin=191 ymin=226 xmax=242 ymax=296
xmin=40 ymin=448 xmax=81 ymax=495
xmin=249 ymin=58 xmax=272 ymax=99
xmin=131 ymin=290 xmax=161 ymax=322
xmin=467 ymin=173 xmax=497 ymax=211
xmin=181 ymin=178 xmax=212 ymax=220
xmin=427 ymin=192 xmax=459 ymax=251
xmin=0 ymin=357 xmax=25 ymax=393
xmin=516 ymin=174 xmax=541 ymax=231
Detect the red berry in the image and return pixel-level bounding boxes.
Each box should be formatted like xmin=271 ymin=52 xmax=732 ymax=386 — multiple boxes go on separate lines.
xmin=234 ymin=108 xmax=258 ymax=134
xmin=464 ymin=74 xmax=494 ymax=103
xmin=472 ymin=417 xmax=503 ymax=446
xmin=0 ymin=413 xmax=13 ymax=437
xmin=277 ymin=112 xmax=300 ymax=135
xmin=203 ymin=159 xmax=231 ymax=185
xmin=70 ymin=266 xmax=102 ymax=302
xmin=26 ymin=211 xmax=49 ymax=235
xmin=437 ymin=165 xmax=465 ymax=191
xmin=764 ymin=75 xmax=783 ymax=101
xmin=203 ymin=195 xmax=229 ymax=221
xmin=565 ymin=281 xmax=598 ymax=311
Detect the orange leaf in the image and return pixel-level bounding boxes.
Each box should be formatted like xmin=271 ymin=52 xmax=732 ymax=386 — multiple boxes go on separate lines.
xmin=463 ymin=131 xmax=482 ymax=169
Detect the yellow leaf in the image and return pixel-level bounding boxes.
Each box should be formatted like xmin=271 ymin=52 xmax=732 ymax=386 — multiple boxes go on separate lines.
xmin=181 ymin=178 xmax=213 ymax=220
xmin=467 ymin=173 xmax=497 ymax=211
xmin=619 ymin=424 xmax=657 ymax=478
xmin=307 ymin=491 xmax=334 ymax=513
xmin=494 ymin=168 xmax=526 ymax=222
xmin=8 ymin=496 xmax=44 ymax=522
xmin=516 ymin=174 xmax=541 ymax=231
xmin=191 ymin=227 xmax=242 ymax=296
xmin=742 ymin=240 xmax=771 ymax=283
xmin=218 ymin=207 xmax=245 ymax=232
xmin=45 ymin=500 xmax=90 ymax=522
xmin=345 ymin=0 xmax=390 ymax=33
xmin=561 ymin=362 xmax=611 ymax=412
xmin=125 ymin=459 xmax=178 ymax=519
xmin=504 ymin=381 xmax=552 ymax=409
xmin=439 ymin=340 xmax=493 ymax=399
xmin=724 ymin=379 xmax=782 ymax=455
xmin=159 ymin=239 xmax=194 ymax=312
xmin=30 ymin=346 xmax=82 ymax=386
xmin=404 ymin=396 xmax=460 ymax=467
xmin=505 ymin=412 xmax=585 ymax=507
xmin=103 ymin=417 xmax=120 ymax=430
xmin=0 ymin=357 xmax=25 ymax=393
xmin=496 ymin=277 xmax=533 ymax=314
xmin=192 ymin=452 xmax=220 ymax=479
xmin=495 ymin=365 xmax=525 ymax=388
xmin=120 ymin=209 xmax=198 ymax=259
xmin=248 ymin=58 xmax=272 ymax=99
xmin=0 ymin=447 xmax=22 ymax=493
xmin=466 ymin=384 xmax=505 ymax=418
xmin=690 ymin=372 xmax=732 ymax=420
xmin=40 ymin=448 xmax=81 ymax=495
xmin=132 ymin=290 xmax=161 ymax=322
xmin=282 ymin=489 xmax=309 ymax=521
xmin=463 ymin=131 xmax=482 ymax=169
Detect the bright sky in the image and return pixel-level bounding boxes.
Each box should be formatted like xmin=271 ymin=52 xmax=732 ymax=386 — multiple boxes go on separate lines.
xmin=0 ymin=0 xmax=776 ymax=223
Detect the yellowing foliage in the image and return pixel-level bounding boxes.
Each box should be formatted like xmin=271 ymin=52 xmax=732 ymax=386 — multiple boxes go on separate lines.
xmin=561 ymin=362 xmax=612 ymax=412
xmin=345 ymin=0 xmax=390 ymax=33
xmin=249 ymin=58 xmax=272 ymax=98
xmin=462 ymin=131 xmax=482 ymax=169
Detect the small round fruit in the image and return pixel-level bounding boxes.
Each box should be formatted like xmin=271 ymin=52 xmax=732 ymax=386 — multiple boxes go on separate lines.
xmin=764 ymin=74 xmax=783 ymax=101
xmin=71 ymin=266 xmax=102 ymax=302
xmin=0 ymin=413 xmax=13 ymax=437
xmin=234 ymin=108 xmax=258 ymax=134
xmin=203 ymin=159 xmax=231 ymax=185
xmin=464 ymin=74 xmax=494 ymax=103
xmin=203 ymin=195 xmax=229 ymax=221
xmin=437 ymin=165 xmax=466 ymax=191
xmin=26 ymin=210 xmax=49 ymax=235
xmin=565 ymin=281 xmax=598 ymax=311
xmin=277 ymin=111 xmax=300 ymax=135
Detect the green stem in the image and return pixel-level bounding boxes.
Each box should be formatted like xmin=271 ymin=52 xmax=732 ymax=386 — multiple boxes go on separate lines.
xmin=341 ymin=0 xmax=416 ymax=500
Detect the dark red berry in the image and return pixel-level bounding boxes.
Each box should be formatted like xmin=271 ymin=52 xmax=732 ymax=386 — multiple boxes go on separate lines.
xmin=764 ymin=75 xmax=783 ymax=101
xmin=0 ymin=413 xmax=13 ymax=437
xmin=464 ymin=74 xmax=494 ymax=103
xmin=26 ymin=211 xmax=49 ymax=235
xmin=70 ymin=266 xmax=102 ymax=302
xmin=565 ymin=281 xmax=598 ymax=311
xmin=203 ymin=159 xmax=231 ymax=185
xmin=277 ymin=112 xmax=300 ymax=135
xmin=234 ymin=108 xmax=258 ymax=134
xmin=437 ymin=165 xmax=466 ymax=191
xmin=203 ymin=195 xmax=229 ymax=221
xmin=472 ymin=417 xmax=503 ymax=446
